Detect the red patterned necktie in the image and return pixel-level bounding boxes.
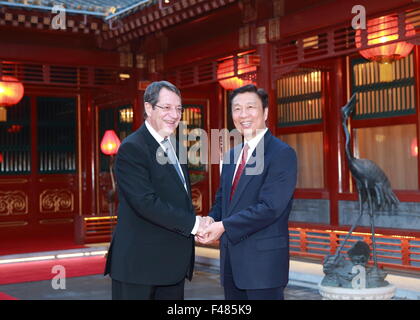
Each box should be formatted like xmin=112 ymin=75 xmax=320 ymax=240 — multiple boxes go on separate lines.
xmin=230 ymin=143 xmax=249 ymax=201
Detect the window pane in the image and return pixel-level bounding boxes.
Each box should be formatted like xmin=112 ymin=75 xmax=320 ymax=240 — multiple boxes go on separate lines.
xmin=277 ymin=70 xmax=323 ymax=127
xmin=99 ymin=105 xmax=133 ymax=172
xmin=352 ymin=53 xmax=416 ymax=119
xmin=279 ymin=132 xmax=324 ymax=188
xmin=354 ymin=124 xmax=417 ymax=190
xmin=37 ymin=97 xmax=76 ymax=174
xmin=0 ymin=96 xmax=31 ymax=175
xmin=181 ymin=104 xmax=206 ymax=173
xmin=117 ymin=105 xmax=133 ymax=141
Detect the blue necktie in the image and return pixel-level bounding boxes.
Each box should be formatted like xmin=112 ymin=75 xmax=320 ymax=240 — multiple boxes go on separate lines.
xmin=161 ymin=138 xmax=187 ymax=188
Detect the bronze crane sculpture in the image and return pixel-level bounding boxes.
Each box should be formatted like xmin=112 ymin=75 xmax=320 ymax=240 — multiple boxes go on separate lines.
xmin=334 ymin=93 xmax=399 ymax=268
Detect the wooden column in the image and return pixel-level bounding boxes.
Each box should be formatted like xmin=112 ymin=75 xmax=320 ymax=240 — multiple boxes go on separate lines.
xmin=256 ymin=37 xmax=276 ymax=133
xmin=79 ymin=92 xmax=96 ymax=216
xmin=324 ymin=57 xmax=347 ymax=227
xmin=133 ymin=70 xmax=146 ymax=130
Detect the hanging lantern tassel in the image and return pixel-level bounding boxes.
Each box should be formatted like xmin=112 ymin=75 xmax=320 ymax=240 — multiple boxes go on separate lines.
xmin=379 ymin=63 xmax=393 ymax=82
xmin=0 ymin=106 xmax=6 ymax=122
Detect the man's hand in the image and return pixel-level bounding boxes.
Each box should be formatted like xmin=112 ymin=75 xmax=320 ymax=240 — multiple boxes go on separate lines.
xmin=198 ymin=221 xmax=225 ymax=244
xmin=195 ymin=216 xmax=214 ymax=242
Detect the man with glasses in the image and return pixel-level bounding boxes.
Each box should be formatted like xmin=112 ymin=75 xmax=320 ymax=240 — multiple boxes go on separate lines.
xmin=104 ymin=81 xmax=208 ymax=300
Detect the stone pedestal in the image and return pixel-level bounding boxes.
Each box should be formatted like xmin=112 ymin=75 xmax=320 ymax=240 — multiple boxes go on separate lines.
xmin=318 ymin=284 xmax=396 ymax=300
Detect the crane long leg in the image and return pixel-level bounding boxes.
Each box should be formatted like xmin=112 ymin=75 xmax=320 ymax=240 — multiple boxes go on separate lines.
xmin=367 ymin=184 xmax=379 ymax=268
xmin=333 ymin=194 xmax=363 ymax=261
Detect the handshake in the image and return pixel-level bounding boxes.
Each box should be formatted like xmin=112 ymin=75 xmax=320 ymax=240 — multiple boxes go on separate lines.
xmin=195 ymin=216 xmax=225 ymax=244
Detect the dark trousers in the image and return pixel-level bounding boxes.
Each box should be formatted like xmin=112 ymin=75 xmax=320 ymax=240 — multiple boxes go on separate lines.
xmin=223 ymin=249 xmax=285 ymax=300
xmin=112 ymin=278 xmax=185 ymax=300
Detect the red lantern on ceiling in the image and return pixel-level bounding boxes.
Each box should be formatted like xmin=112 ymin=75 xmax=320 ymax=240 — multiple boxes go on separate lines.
xmin=217 ymin=57 xmax=256 ymax=90
xmin=355 ymin=15 xmax=416 ymax=64
xmin=100 ymin=130 xmax=121 ymax=156
xmin=0 ymin=76 xmax=24 ymax=122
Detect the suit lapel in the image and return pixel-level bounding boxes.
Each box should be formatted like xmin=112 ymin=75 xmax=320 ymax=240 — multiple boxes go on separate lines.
xmin=223 ymin=162 xmax=236 ymax=216
xmin=180 ymin=163 xmax=192 ymax=198
xmin=140 ymin=125 xmax=189 ymax=195
xmin=223 ymin=144 xmax=242 ymax=215
xmin=227 ymin=131 xmax=272 ymax=214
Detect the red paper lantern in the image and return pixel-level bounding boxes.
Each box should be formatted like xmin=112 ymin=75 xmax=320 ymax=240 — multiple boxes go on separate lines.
xmin=100 ymin=130 xmax=121 ymax=156
xmin=217 ymin=58 xmax=256 ymax=90
xmin=355 ymin=15 xmax=416 ymax=63
xmin=0 ymin=76 xmax=24 ymax=106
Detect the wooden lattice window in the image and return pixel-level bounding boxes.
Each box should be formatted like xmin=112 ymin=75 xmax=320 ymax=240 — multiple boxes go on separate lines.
xmin=350 ymin=52 xmax=418 ymax=190
xmin=351 ymin=53 xmax=416 ymax=119
xmin=179 ymin=104 xmax=206 ymax=184
xmin=99 ymin=105 xmax=133 ymax=172
xmin=277 ymin=70 xmax=324 ymax=189
xmin=37 ymin=97 xmax=76 ymax=174
xmin=277 ymin=70 xmax=322 ymax=127
xmin=0 ymin=96 xmax=31 ymax=175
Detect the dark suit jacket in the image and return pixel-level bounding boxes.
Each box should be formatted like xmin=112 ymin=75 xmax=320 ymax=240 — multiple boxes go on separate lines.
xmin=104 ymin=124 xmax=196 ymax=286
xmin=209 ymin=130 xmax=297 ymax=290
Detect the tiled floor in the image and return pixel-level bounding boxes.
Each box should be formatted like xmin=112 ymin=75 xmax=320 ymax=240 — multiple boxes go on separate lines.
xmin=0 ymin=264 xmax=322 ymax=300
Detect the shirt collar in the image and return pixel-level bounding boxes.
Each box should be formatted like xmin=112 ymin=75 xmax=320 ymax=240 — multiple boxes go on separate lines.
xmin=145 ymin=120 xmax=170 ymax=149
xmin=244 ymin=128 xmax=268 ymax=153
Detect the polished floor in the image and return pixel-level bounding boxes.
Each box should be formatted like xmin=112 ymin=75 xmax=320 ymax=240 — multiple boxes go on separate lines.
xmin=0 ymin=264 xmax=323 ymax=300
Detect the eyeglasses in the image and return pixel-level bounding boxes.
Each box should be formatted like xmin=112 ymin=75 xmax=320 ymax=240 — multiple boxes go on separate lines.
xmin=154 ymin=104 xmax=184 ymax=114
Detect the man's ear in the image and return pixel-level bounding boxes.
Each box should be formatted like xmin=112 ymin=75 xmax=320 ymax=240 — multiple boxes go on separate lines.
xmin=145 ymin=102 xmax=153 ymax=118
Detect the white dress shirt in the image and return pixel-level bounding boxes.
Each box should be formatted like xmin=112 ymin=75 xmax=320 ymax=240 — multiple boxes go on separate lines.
xmin=232 ymin=128 xmax=268 ymax=181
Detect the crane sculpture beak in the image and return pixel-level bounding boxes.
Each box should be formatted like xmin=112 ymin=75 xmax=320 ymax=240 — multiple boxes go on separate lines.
xmin=341 ymin=93 xmax=357 ymax=121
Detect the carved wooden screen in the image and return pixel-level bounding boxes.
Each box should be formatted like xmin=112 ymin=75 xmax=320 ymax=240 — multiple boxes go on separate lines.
xmin=0 ymin=96 xmax=31 ymax=175
xmin=351 ymin=53 xmax=416 ymax=119
xmin=351 ymin=53 xmax=418 ymax=190
xmin=37 ymin=97 xmax=76 ymax=174
xmin=277 ymin=70 xmax=325 ymax=189
xmin=0 ymin=95 xmax=78 ymax=239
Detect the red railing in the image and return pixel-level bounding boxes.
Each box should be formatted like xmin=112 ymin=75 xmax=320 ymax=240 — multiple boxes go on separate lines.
xmin=74 ymin=215 xmax=420 ymax=273
xmin=75 ymin=215 xmax=117 ymax=244
xmin=289 ymin=227 xmax=420 ymax=273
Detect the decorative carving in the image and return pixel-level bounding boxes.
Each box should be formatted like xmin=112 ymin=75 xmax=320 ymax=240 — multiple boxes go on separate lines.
xmin=191 ymin=188 xmax=202 ymax=213
xmin=268 ymin=18 xmax=280 ymax=42
xmin=239 ymin=25 xmax=250 ymax=49
xmin=149 ymin=58 xmax=156 ymax=73
xmin=0 ymin=191 xmax=28 ymax=216
xmin=136 ymin=54 xmax=146 ymax=69
xmin=40 ymin=189 xmax=74 ymax=213
xmin=239 ymin=0 xmax=257 ymax=23
xmin=273 ymin=0 xmax=285 ymax=17
xmin=38 ymin=218 xmax=74 ymax=225
xmin=255 ymin=26 xmax=267 ymax=45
